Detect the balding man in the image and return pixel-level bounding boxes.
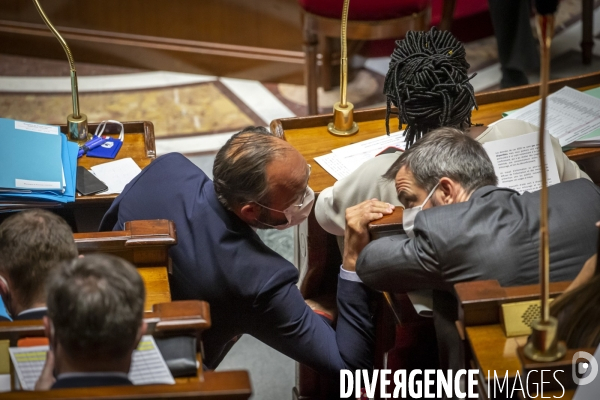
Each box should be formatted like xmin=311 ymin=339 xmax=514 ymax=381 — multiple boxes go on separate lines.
xmin=100 ymin=126 xmax=379 ymax=376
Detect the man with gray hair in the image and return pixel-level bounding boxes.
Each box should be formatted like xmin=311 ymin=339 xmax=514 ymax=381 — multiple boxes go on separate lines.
xmin=100 ymin=126 xmax=377 ymax=377
xmin=344 ymin=127 xmax=600 ymax=370
xmin=36 ymin=254 xmax=146 ymax=389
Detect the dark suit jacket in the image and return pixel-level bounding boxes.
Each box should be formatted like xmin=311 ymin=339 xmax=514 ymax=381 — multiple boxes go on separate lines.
xmin=100 ymin=153 xmax=375 ymax=375
xmin=52 ymin=374 xmax=132 ymax=389
xmin=357 ymin=179 xmax=600 ymax=370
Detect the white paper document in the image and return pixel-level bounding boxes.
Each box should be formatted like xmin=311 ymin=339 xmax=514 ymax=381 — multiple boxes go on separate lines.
xmin=483 ymin=131 xmax=560 ymax=194
xmin=504 ymin=86 xmax=600 ymax=146
xmin=9 ymin=335 xmax=174 ymax=390
xmin=315 ymin=131 xmax=405 ymax=181
xmin=90 ymin=157 xmax=142 ymax=194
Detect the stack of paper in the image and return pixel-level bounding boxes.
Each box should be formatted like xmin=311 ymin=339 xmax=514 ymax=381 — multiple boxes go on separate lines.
xmin=502 ymin=86 xmax=600 ymax=147
xmin=0 ymin=118 xmax=78 ymax=211
xmin=314 ymin=131 xmax=406 ymax=180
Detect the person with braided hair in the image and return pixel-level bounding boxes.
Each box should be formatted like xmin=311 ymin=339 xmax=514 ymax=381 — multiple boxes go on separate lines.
xmin=383 ymin=27 xmax=477 ymax=148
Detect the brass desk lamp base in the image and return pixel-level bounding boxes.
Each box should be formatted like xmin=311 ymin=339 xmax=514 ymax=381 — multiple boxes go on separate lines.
xmin=327 ymin=101 xmax=359 ymax=136
xmin=67 ymin=113 xmax=89 ymax=144
xmin=523 ymin=317 xmax=567 ymax=362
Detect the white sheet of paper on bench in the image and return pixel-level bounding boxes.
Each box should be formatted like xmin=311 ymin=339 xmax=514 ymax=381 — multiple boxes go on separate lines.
xmin=314 ymin=131 xmax=405 ymax=181
xmin=482 ymin=130 xmax=560 ymax=194
xmin=9 ymin=335 xmax=175 ymax=390
xmin=503 ymin=86 xmax=600 ymax=147
xmin=90 ymin=157 xmax=142 ymax=195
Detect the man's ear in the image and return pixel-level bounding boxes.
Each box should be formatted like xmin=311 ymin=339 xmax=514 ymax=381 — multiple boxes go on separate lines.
xmin=238 ymin=203 xmax=261 ymax=224
xmin=133 ymin=321 xmax=147 ymax=349
xmin=437 ymin=177 xmax=461 ymax=205
xmin=43 ymin=316 xmax=52 ymax=339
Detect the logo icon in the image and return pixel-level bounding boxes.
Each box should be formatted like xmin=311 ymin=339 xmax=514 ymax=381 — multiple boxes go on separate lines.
xmin=101 ymin=141 xmax=114 ymax=149
xmin=572 ymin=351 xmax=598 ymax=386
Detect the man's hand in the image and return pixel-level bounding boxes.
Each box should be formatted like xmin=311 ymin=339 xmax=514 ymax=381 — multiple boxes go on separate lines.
xmin=34 ymin=350 xmax=56 ymax=391
xmin=343 ymin=199 xmax=394 ymax=272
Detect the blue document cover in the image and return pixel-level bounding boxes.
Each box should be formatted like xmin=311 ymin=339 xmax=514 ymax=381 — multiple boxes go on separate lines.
xmin=0 ymin=118 xmax=64 ymax=191
xmin=0 ymin=132 xmax=78 ymax=203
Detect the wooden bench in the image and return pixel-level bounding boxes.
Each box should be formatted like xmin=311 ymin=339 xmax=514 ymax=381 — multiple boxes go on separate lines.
xmin=74 ymin=219 xmax=176 ymax=311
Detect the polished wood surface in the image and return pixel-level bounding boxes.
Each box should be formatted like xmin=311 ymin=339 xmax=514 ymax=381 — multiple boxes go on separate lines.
xmin=139 ymin=267 xmax=171 ymax=312
xmin=273 ymin=71 xmax=600 ymax=193
xmin=64 ymin=121 xmax=155 ymax=206
xmin=0 ymin=370 xmax=252 ymax=400
xmin=75 ymin=219 xmax=176 ymax=311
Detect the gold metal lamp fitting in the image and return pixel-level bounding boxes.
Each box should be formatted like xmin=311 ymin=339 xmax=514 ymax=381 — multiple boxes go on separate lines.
xmin=523 ymin=12 xmax=566 ymax=363
xmin=327 ymin=0 xmax=358 ymax=136
xmin=32 ymin=0 xmax=88 ymax=144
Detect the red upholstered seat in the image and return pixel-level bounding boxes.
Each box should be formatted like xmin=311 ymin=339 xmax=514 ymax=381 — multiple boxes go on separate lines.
xmin=298 ymin=0 xmax=429 ymax=21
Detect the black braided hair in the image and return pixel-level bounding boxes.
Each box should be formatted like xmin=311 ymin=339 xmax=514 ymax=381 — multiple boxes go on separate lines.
xmin=384 ymin=27 xmax=478 ymax=148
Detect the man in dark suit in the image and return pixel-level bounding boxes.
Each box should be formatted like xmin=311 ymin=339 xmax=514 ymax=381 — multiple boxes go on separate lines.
xmin=346 ymin=128 xmax=600 ymax=370
xmin=100 ymin=127 xmax=378 ymax=376
xmin=35 ymin=254 xmax=145 ymax=389
xmin=0 ymin=209 xmax=78 ymax=321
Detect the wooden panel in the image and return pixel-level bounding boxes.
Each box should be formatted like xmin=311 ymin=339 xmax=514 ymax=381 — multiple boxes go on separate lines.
xmin=0 ymin=370 xmax=252 ymax=399
xmin=139 ymin=267 xmax=171 ymax=312
xmin=0 ymin=0 xmax=304 ymax=80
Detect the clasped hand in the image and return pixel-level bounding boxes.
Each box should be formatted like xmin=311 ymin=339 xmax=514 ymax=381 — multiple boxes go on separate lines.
xmin=343 ymin=199 xmax=395 ymax=272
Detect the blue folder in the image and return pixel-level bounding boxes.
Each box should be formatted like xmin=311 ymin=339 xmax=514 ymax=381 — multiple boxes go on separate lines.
xmin=0 ymin=118 xmax=64 ymax=192
xmin=0 ymin=133 xmax=78 ymax=203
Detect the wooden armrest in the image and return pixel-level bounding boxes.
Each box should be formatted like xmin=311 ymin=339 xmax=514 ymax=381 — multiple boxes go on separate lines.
xmin=0 ymin=370 xmax=251 ymax=399
xmin=147 ymin=300 xmax=211 ymax=333
xmin=368 ymin=208 xmax=404 ymax=240
xmin=0 ymin=301 xmax=211 ymax=344
xmin=74 ymin=220 xmax=177 ymax=250
xmin=305 ymin=294 xmax=337 ymax=322
xmin=454 ymin=280 xmax=571 ymax=326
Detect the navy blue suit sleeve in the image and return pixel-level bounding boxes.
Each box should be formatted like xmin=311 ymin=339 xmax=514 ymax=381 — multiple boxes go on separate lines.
xmin=247 ymin=273 xmax=375 ymax=376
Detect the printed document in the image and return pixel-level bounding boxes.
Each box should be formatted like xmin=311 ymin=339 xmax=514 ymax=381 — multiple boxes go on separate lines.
xmin=9 ymin=335 xmax=174 ymax=390
xmin=483 ymin=131 xmax=560 ymax=194
xmin=315 ymin=131 xmax=405 ymax=181
xmin=504 ymin=86 xmax=600 ymax=146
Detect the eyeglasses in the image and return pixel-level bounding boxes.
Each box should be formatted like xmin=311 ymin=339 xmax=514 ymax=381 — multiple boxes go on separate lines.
xmin=256 ymin=164 xmax=312 ymax=212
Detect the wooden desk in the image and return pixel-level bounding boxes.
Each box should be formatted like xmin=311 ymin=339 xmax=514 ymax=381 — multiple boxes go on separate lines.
xmin=272 ymin=70 xmax=600 ymax=192
xmin=65 ymin=120 xmax=156 ymax=206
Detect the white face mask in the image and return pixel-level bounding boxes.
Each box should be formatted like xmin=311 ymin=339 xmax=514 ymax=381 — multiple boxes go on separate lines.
xmin=256 ymin=187 xmax=315 ymax=230
xmin=402 ymin=183 xmax=439 ymax=239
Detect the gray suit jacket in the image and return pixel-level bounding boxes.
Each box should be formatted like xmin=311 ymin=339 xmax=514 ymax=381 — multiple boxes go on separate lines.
xmin=356 ymin=179 xmax=600 ymax=293
xmin=356 ymin=179 xmax=600 ymax=373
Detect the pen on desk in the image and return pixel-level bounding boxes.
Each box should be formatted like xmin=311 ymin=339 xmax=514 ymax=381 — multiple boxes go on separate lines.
xmin=77 ymin=136 xmax=107 ymax=158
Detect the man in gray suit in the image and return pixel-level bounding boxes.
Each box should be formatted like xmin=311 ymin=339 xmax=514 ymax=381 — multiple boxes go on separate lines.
xmin=345 ymin=128 xmax=600 ymax=370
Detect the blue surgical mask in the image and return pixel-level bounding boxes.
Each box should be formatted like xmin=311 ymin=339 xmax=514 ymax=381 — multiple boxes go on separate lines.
xmin=402 ymin=183 xmax=439 ymax=239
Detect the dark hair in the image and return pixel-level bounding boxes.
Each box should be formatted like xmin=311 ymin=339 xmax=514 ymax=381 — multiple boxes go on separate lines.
xmin=551 ymin=272 xmax=600 ymax=348
xmin=47 ymin=254 xmax=145 ymax=360
xmin=213 ymin=126 xmax=291 ymax=209
xmin=383 ymin=127 xmax=497 ymax=193
xmin=0 ymin=209 xmax=77 ymax=309
xmin=384 ymin=27 xmax=477 ymax=148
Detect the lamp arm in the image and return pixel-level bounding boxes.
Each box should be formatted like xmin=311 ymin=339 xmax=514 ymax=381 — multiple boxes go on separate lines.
xmin=31 ymin=0 xmax=81 ymax=119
